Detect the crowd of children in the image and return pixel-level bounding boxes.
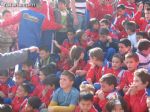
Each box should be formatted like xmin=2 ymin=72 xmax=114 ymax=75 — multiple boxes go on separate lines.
xmin=0 ymin=0 xmax=150 ymax=112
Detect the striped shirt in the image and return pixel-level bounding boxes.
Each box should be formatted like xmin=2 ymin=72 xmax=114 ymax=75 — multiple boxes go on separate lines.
xmin=137 ymin=52 xmax=150 ymax=70
xmin=75 ymin=0 xmax=86 ymax=15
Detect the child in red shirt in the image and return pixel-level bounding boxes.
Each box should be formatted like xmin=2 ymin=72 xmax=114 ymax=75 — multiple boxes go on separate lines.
xmin=22 ymin=60 xmax=40 ymax=87
xmin=124 ymin=68 xmax=150 ymax=112
xmin=11 ymin=83 xmax=30 ymax=112
xmin=85 ymin=18 xmax=99 ymax=42
xmin=117 ymin=53 xmax=139 ymax=92
xmin=75 ymin=91 xmax=98 ymax=112
xmin=105 ymin=53 xmax=124 ymax=84
xmin=86 ymin=48 xmax=104 ymax=84
xmin=94 ymin=74 xmax=118 ymax=111
xmin=21 ymin=96 xmax=42 ymax=112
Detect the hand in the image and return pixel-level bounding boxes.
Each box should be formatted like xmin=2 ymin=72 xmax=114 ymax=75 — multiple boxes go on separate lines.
xmin=28 ymin=46 xmax=39 ymax=53
xmin=8 ymin=93 xmax=14 ymax=98
xmin=97 ymin=90 xmax=105 ymax=101
xmin=123 ymin=85 xmax=129 ymax=93
xmin=62 ymin=25 xmax=66 ymax=29
xmin=128 ymin=83 xmax=137 ymax=95
xmin=53 ymin=40 xmax=60 ymax=48
xmin=147 ymin=97 xmax=150 ymax=108
xmin=88 ymin=41 xmax=94 ymax=46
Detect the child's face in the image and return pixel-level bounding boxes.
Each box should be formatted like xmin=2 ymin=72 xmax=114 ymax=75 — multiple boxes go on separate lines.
xmin=0 ymin=76 xmax=8 ymax=84
xmin=100 ymin=81 xmax=114 ymax=93
xmin=3 ymin=12 xmax=12 ymax=21
xmin=60 ymin=75 xmax=73 ymax=89
xmin=25 ymin=103 xmax=33 ymax=112
xmin=112 ymin=57 xmax=122 ymax=70
xmin=118 ymin=43 xmax=130 ymax=55
xmin=67 ymin=32 xmax=74 ymax=41
xmin=16 ymin=86 xmax=26 ymax=97
xmin=112 ymin=104 xmax=124 ymax=112
xmin=117 ymin=9 xmax=125 ymax=16
xmin=39 ymin=50 xmax=50 ymax=60
xmin=79 ymin=100 xmax=93 ymax=112
xmin=93 ymin=23 xmax=99 ymax=30
xmin=15 ymin=75 xmax=24 ymax=85
xmin=100 ymin=22 xmax=109 ymax=29
xmin=133 ymin=76 xmax=148 ymax=91
xmin=58 ymin=2 xmax=66 ymax=10
xmin=22 ymin=65 xmax=31 ymax=72
xmin=99 ymin=35 xmax=108 ymax=43
xmin=39 ymin=71 xmax=46 ymax=82
xmin=125 ymin=58 xmax=138 ymax=71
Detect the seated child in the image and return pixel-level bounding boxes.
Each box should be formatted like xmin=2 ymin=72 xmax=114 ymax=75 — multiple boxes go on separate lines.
xmin=117 ymin=53 xmax=139 ymax=92
xmin=85 ymin=18 xmax=99 ymax=42
xmin=124 ymin=68 xmax=150 ymax=112
xmin=11 ymin=83 xmax=31 ymax=112
xmin=0 ymin=70 xmax=15 ymax=103
xmin=118 ymin=38 xmax=132 ymax=57
xmin=137 ymin=39 xmax=150 ymax=70
xmin=22 ymin=60 xmax=39 ymax=87
xmin=39 ymin=75 xmax=59 ymax=106
xmin=36 ymin=46 xmax=56 ymax=68
xmin=75 ymin=91 xmax=98 ymax=112
xmin=32 ymin=65 xmax=55 ymax=96
xmin=92 ymin=28 xmax=118 ymax=61
xmin=105 ymin=95 xmax=128 ymax=112
xmin=105 ymin=53 xmax=124 ymax=84
xmin=86 ymin=47 xmax=104 ymax=84
xmin=21 ymin=96 xmax=42 ymax=112
xmin=48 ymin=70 xmax=79 ymax=112
xmin=94 ymin=74 xmax=118 ymax=111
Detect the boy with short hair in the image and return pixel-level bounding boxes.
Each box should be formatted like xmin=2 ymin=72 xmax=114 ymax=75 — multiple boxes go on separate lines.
xmin=118 ymin=38 xmax=132 ymax=57
xmin=75 ymin=91 xmax=98 ymax=112
xmin=117 ymin=53 xmax=139 ymax=92
xmin=137 ymin=39 xmax=150 ymax=70
xmin=48 ymin=70 xmax=79 ymax=112
xmin=92 ymin=28 xmax=118 ymax=61
xmin=36 ymin=46 xmax=56 ymax=68
xmin=94 ymin=74 xmax=118 ymax=111
xmin=125 ymin=21 xmax=137 ymax=48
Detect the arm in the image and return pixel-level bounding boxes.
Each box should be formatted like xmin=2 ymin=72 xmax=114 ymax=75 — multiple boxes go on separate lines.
xmin=48 ymin=103 xmax=75 ymax=112
xmin=0 ymin=13 xmax=21 ymax=27
xmin=0 ymin=47 xmax=39 ymax=70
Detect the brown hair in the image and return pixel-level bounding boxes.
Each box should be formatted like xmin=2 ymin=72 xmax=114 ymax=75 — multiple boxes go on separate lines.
xmin=125 ymin=52 xmax=139 ymax=62
xmin=137 ymin=39 xmax=150 ymax=51
xmin=112 ymin=53 xmax=124 ymax=63
xmin=134 ymin=69 xmax=150 ymax=88
xmin=89 ymin=47 xmax=104 ymax=61
xmin=61 ymin=70 xmax=75 ymax=81
xmin=69 ymin=45 xmax=83 ymax=61
xmin=100 ymin=73 xmax=117 ymax=87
